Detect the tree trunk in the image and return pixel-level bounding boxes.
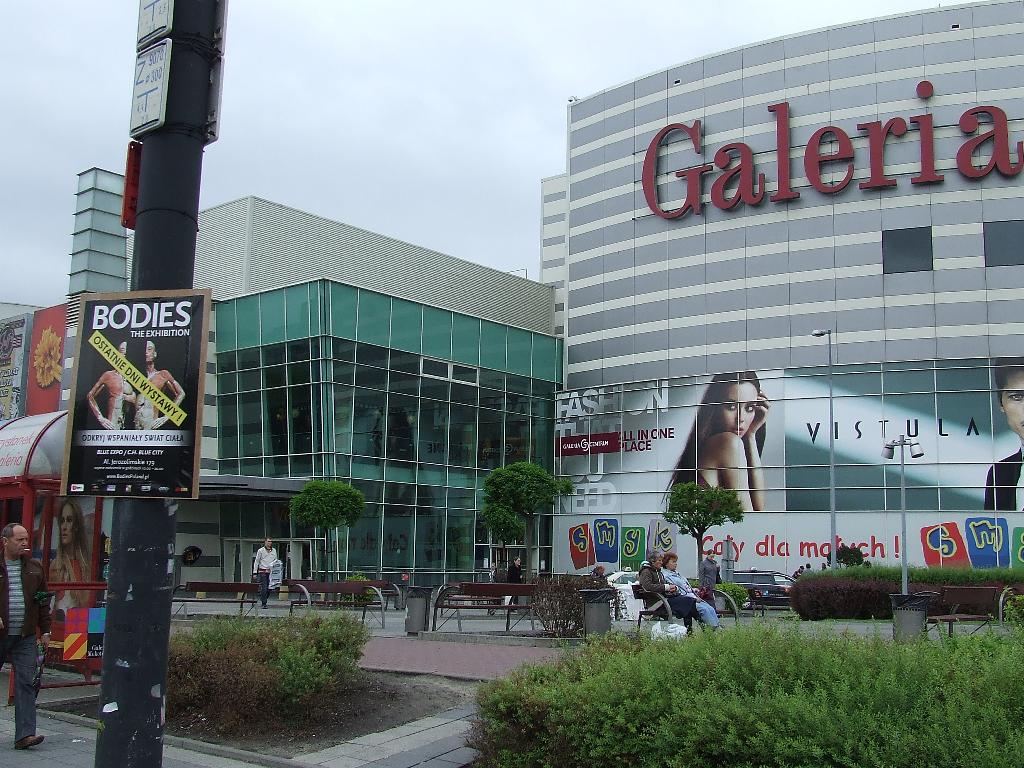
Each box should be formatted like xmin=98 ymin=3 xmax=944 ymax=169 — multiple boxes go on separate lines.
xmin=524 ymin=514 xmax=535 ymax=581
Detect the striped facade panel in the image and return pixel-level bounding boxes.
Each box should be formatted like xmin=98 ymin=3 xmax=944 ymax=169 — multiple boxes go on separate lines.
xmin=562 ymin=0 xmax=1024 ymax=388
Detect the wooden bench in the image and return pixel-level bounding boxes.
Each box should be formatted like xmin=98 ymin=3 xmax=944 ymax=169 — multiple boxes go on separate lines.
xmin=172 ymin=581 xmax=259 ymax=616
xmin=927 ymin=586 xmax=1000 ymax=637
xmin=432 ymin=582 xmax=536 ymax=632
xmin=285 ymin=580 xmax=388 ymax=627
xmin=744 ymin=586 xmax=769 ymax=617
xmin=630 ymin=583 xmax=738 ymax=634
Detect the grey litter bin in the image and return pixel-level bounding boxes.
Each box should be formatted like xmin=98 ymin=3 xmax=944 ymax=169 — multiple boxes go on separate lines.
xmin=405 ymin=586 xmax=433 ymax=635
xmin=890 ymin=593 xmax=930 ymax=641
xmin=580 ymin=588 xmax=616 ymax=638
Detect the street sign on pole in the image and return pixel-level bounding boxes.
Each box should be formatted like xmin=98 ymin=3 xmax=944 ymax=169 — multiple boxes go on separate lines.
xmin=130 ymin=40 xmax=172 ymax=138
xmin=137 ymin=0 xmax=173 ymax=49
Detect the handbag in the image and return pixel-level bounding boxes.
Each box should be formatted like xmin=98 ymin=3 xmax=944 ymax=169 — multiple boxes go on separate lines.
xmin=696 ymin=585 xmax=713 ymax=601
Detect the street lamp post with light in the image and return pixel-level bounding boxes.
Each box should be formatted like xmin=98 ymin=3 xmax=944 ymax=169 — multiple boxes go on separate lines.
xmin=882 ymin=435 xmax=924 ymax=595
xmin=811 ymin=329 xmax=837 ymax=568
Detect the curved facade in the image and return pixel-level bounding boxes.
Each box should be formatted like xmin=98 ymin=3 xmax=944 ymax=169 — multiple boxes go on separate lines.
xmin=551 ymin=1 xmax=1024 ymax=574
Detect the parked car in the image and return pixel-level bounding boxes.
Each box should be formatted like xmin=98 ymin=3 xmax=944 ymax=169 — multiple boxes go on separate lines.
xmin=729 ymin=570 xmax=795 ymax=608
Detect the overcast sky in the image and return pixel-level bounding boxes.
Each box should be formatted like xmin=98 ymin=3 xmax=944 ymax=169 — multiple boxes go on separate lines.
xmin=3 ymin=0 xmax=943 ymax=308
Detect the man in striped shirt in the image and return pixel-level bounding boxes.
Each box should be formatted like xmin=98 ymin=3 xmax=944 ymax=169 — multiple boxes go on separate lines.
xmin=1 ymin=523 xmax=52 ymax=750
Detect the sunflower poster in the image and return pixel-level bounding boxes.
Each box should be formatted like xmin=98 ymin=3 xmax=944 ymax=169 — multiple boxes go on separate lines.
xmin=26 ymin=304 xmax=66 ymax=416
xmin=0 ymin=313 xmax=31 ymax=421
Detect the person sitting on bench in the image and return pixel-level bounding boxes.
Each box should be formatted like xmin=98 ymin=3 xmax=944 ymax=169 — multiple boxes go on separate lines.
xmin=661 ymin=552 xmax=720 ymax=630
xmin=637 ymin=550 xmax=699 ymax=631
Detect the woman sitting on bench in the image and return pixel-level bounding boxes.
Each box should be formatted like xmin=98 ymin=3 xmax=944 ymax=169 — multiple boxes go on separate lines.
xmin=661 ymin=552 xmax=721 ymax=630
xmin=638 ymin=550 xmax=699 ymax=631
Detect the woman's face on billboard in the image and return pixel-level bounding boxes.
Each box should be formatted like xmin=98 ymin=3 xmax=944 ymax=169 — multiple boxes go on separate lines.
xmin=59 ymin=503 xmax=78 ymax=546
xmin=713 ymin=382 xmax=760 ymax=438
xmin=999 ymin=370 xmax=1024 ymax=441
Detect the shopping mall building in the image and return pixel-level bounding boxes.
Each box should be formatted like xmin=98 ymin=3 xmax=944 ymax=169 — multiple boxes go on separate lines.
xmin=3 ymin=1 xmax=1023 ymax=588
xmin=544 ymin=0 xmax=1024 ymax=574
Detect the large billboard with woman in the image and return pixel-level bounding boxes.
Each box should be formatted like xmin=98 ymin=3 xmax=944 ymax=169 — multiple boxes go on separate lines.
xmin=553 ymin=359 xmax=1024 ymax=574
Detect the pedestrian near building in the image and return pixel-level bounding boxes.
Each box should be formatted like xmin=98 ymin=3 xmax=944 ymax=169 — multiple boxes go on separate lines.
xmin=0 ymin=523 xmax=52 ymax=750
xmin=506 ymin=556 xmax=523 ymax=605
xmin=252 ymin=538 xmax=278 ymax=609
xmin=699 ymin=552 xmax=721 ymax=592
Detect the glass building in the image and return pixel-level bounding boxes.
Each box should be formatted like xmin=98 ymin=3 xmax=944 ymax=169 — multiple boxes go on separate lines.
xmin=214 ymin=279 xmax=562 ymax=585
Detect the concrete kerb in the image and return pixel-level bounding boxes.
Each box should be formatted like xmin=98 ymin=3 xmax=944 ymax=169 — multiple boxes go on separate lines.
xmin=37 ymin=708 xmax=318 ymax=768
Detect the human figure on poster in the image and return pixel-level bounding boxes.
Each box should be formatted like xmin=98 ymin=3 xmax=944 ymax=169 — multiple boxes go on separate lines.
xmin=637 ymin=550 xmax=699 ymax=631
xmin=86 ymin=340 xmax=136 ymax=430
xmin=134 ymin=340 xmax=185 ymax=430
xmin=0 ymin=523 xmax=51 ymax=750
xmin=661 ymin=552 xmax=720 ymax=629
xmin=671 ymin=372 xmax=770 ymax=512
xmin=49 ymin=499 xmax=92 ymax=614
xmin=985 ymin=358 xmax=1024 ymax=511
xmin=251 ymin=538 xmax=278 ymax=609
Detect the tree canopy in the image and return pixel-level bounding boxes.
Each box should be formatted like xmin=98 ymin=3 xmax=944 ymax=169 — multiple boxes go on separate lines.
xmin=290 ymin=480 xmax=364 ymax=530
xmin=663 ymin=481 xmax=744 ymax=570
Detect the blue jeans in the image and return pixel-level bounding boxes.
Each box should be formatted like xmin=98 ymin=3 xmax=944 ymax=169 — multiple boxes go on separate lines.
xmin=0 ymin=634 xmax=38 ymax=742
xmin=256 ymin=571 xmax=270 ymax=607
xmin=695 ymin=600 xmax=721 ymax=628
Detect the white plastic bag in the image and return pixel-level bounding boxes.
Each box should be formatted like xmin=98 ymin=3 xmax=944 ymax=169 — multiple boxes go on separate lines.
xmin=650 ymin=620 xmax=687 ymax=640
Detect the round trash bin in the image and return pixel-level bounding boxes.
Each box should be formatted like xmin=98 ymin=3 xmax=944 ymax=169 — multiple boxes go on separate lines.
xmin=580 ymin=588 xmax=616 ymax=638
xmin=890 ymin=593 xmax=930 ymax=641
xmin=405 ymin=586 xmax=433 ymax=635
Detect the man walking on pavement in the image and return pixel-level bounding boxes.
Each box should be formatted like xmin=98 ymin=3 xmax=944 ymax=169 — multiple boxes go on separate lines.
xmin=252 ymin=538 xmax=278 ymax=609
xmin=0 ymin=523 xmax=51 ymax=750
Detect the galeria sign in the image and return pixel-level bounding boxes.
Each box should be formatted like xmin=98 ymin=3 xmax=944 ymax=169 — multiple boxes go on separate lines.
xmin=642 ymin=80 xmax=1023 ymax=220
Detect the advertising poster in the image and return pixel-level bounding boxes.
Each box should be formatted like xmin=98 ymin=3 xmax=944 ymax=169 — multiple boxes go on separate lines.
xmin=0 ymin=313 xmax=32 ymax=421
xmin=62 ymin=289 xmax=211 ymax=499
xmin=48 ymin=496 xmax=98 ymax=616
xmin=26 ymin=304 xmax=67 ymax=415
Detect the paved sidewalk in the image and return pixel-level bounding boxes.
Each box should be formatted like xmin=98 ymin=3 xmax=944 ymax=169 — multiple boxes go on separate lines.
xmin=360 ymin=636 xmax=559 ymax=680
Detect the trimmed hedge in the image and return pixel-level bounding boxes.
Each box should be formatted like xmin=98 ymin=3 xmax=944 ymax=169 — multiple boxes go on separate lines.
xmin=791 ymin=567 xmax=1024 ymax=620
xmin=469 ymin=626 xmax=1024 ymax=768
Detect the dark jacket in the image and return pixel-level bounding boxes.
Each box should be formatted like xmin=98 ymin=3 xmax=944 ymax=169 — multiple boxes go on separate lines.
xmin=985 ymin=449 xmax=1022 ymax=511
xmin=0 ymin=556 xmax=52 ymax=639
xmin=506 ymin=563 xmax=522 ymax=584
xmin=638 ymin=563 xmax=671 ymax=618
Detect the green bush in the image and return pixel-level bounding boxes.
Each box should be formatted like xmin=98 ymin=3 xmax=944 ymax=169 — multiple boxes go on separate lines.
xmin=469 ymin=625 xmax=1024 ymax=768
xmin=799 ymin=566 xmax=1023 ymax=586
xmin=717 ymin=581 xmax=749 ymax=611
xmin=168 ymin=613 xmax=368 ymax=732
xmin=1006 ymin=595 xmax=1024 ymax=629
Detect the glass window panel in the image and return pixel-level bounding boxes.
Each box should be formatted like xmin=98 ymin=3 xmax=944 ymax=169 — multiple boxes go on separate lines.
xmin=446 ymin=510 xmax=475 ymax=571
xmin=220 ymin=504 xmax=241 ymax=538
xmin=237 ymin=347 xmax=260 ymax=370
xmin=330 ymin=283 xmax=358 ymax=340
xmin=348 ymin=504 xmax=382 ymax=571
xmin=479 ymin=370 xmax=504 ymax=390
xmin=531 ymin=417 xmax=552 ymax=467
xmin=983 ymin=220 xmax=1024 ymax=267
xmin=505 ymin=415 xmax=530 ymax=465
xmin=385 ymin=461 xmax=417 ymax=484
xmin=357 ymin=291 xmax=391 ymax=347
xmin=837 ymin=487 xmax=884 ymax=511
xmin=356 ymin=343 xmax=389 ymax=369
xmin=355 ymin=364 xmax=388 ymax=391
xmin=477 ymin=409 xmax=503 ymax=469
xmin=531 ymin=334 xmax=557 ymax=382
xmin=333 ymin=384 xmax=353 ymax=455
xmin=335 ymin=455 xmax=351 ymax=478
xmin=260 ymin=290 xmax=286 ymax=344
xmin=414 ymin=507 xmax=445 ymax=570
xmin=287 ymin=340 xmax=310 ymax=362
xmin=288 ymin=362 xmax=311 ymax=386
xmin=265 ymin=455 xmax=289 ymax=477
xmin=351 ymin=479 xmax=383 ymax=504
xmin=450 ymin=383 xmax=478 ymax=406
xmin=479 ymin=321 xmax=507 ymax=371
xmin=449 ymin=405 xmax=477 ymax=468
xmin=332 ymin=360 xmax=354 ymax=385
xmin=260 ymin=343 xmax=284 ymax=367
xmin=418 ymin=464 xmax=446 ymax=486
xmin=422 ymin=359 xmax=448 ymax=378
xmin=234 ymin=296 xmax=260 ymax=348
xmin=289 ymin=385 xmax=314 ymax=454
xmin=237 ymin=369 xmax=260 ymax=391
xmin=351 ymin=456 xmax=384 ymax=480
xmin=218 ymin=394 xmax=239 ymax=459
xmin=333 ymin=338 xmax=356 ymax=361
xmin=263 ymin=388 xmax=289 ymax=455
xmin=310 ymin=337 xmax=321 ymax=359
xmin=451 ymin=314 xmax=480 ymax=366
xmin=220 ymin=459 xmax=239 ymax=474
xmin=390 ymin=298 xmax=422 ymax=354
xmin=506 ymin=392 xmax=530 ymax=416
xmin=420 ymin=377 xmax=449 ymax=402
xmin=382 ymin=506 xmax=414 ymax=569
xmin=388 ymin=370 xmax=419 ymax=396
xmin=883 ymin=369 xmax=934 ymax=394
xmin=219 ymin=371 xmax=238 ymax=393
xmin=506 ymin=327 xmax=532 ymax=377
xmin=217 ymin=351 xmax=237 ymax=375
xmin=418 ymin=400 xmax=449 ymax=465
xmin=263 ymin=365 xmax=286 ymax=389
xmin=834 ymin=371 xmax=881 ymax=396
xmin=215 ymin=303 xmax=237 ymax=351
xmin=385 ymin=481 xmax=416 ymax=505
xmin=452 ymin=365 xmax=478 ymax=384
xmin=240 ymin=457 xmax=263 ymax=476
xmin=882 ymin=227 xmax=933 ymax=274
xmin=479 ymin=389 xmax=504 ymax=410
xmin=533 ymin=379 xmax=555 ymax=401
xmin=531 ymin=397 xmax=553 ymax=419
xmin=352 ymin=388 xmax=386 ymax=457
xmin=835 ymin=464 xmax=884 ymax=487
xmin=390 ymin=350 xmax=420 ymax=375
xmin=239 ymin=392 xmax=262 ymax=457
xmin=786 ymin=488 xmax=829 ymax=511
xmin=447 ymin=488 xmax=475 ymax=508
xmin=285 ymin=284 xmax=310 ymax=340
xmin=936 ymin=366 xmax=989 ymax=393
xmin=240 ymin=503 xmax=266 ymax=538
xmin=309 ymin=283 xmax=322 ymax=336
xmin=506 ymin=374 xmax=531 ymax=395
xmin=386 ymin=393 xmax=418 ymax=462
xmin=422 ymin=306 xmax=452 ymax=360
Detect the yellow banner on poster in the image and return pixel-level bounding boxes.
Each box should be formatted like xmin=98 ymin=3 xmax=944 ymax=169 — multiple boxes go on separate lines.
xmin=87 ymin=330 xmax=187 ymax=426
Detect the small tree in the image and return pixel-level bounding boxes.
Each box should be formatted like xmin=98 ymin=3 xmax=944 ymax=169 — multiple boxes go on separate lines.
xmin=836 ymin=543 xmax=865 ymax=568
xmin=290 ymin=480 xmax=364 ymax=531
xmin=481 ymin=462 xmax=573 ymax=579
xmin=663 ymin=481 xmax=744 ymax=573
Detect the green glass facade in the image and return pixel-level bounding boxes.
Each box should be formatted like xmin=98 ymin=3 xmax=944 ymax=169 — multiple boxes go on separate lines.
xmin=215 ymin=280 xmax=562 ymax=585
